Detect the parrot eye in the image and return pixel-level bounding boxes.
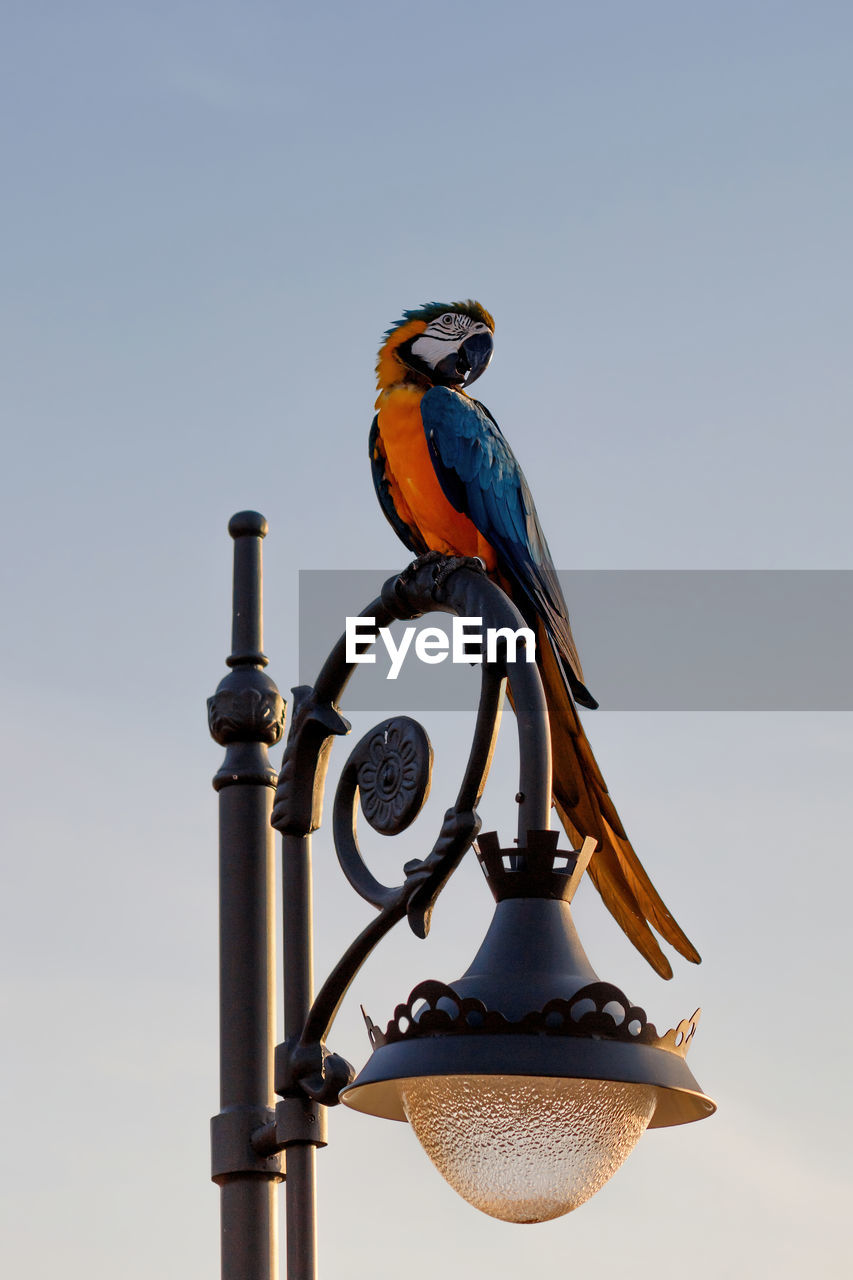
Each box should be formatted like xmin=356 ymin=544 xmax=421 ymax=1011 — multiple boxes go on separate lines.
xmin=441 ymin=314 xmax=455 ymax=325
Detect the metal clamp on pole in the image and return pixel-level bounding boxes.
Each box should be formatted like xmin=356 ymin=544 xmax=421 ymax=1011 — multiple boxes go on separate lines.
xmin=274 ymin=1097 xmax=329 ymax=1150
xmin=211 ymin=1105 xmax=284 ymax=1182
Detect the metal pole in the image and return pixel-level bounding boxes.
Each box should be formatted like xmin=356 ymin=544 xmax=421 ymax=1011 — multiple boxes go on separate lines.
xmin=209 ymin=511 xmax=286 ymax=1280
xmin=281 ymin=832 xmax=319 ymax=1280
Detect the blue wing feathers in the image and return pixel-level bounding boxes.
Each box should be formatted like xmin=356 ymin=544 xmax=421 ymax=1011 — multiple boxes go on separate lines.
xmin=421 ymin=386 xmax=595 ymax=705
xmin=422 ymin=385 xmax=554 ymax=584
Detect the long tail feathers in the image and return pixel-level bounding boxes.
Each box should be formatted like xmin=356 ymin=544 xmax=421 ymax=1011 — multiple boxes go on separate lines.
xmin=537 ymin=622 xmax=701 ymax=980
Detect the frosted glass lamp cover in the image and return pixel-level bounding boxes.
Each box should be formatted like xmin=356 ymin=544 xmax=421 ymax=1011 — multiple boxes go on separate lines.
xmin=400 ymin=1073 xmax=657 ymax=1223
xmin=342 ymin=847 xmax=714 ymax=1220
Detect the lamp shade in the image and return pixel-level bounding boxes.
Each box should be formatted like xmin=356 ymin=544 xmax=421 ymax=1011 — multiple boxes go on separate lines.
xmin=341 ymin=831 xmax=715 ymax=1221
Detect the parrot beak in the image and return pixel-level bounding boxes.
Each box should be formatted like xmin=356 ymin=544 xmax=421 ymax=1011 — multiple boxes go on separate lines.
xmin=407 ymin=328 xmax=495 ymax=388
xmin=459 ymin=331 xmax=494 ymax=386
xmin=434 ymin=331 xmax=493 ymax=387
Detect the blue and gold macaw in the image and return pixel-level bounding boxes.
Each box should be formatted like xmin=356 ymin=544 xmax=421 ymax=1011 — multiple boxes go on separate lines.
xmin=369 ymin=300 xmax=699 ymax=979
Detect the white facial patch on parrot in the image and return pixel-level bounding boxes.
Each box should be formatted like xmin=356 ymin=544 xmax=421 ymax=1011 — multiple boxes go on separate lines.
xmin=409 ymin=312 xmax=491 ymax=369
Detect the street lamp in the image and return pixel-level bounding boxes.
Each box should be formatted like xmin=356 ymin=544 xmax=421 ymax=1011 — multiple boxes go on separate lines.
xmin=208 ymin=512 xmax=715 ymax=1280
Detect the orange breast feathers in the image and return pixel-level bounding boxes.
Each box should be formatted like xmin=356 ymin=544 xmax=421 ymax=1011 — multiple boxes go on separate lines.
xmin=375 ymin=385 xmax=498 ymax=569
xmin=374 ymin=321 xmax=498 ymax=569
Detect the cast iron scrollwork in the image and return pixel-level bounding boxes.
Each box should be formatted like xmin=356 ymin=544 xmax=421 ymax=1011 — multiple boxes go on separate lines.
xmin=271 ymin=556 xmax=556 ymax=1107
xmin=354 ymin=718 xmax=432 ymax=835
xmin=333 ymin=716 xmax=434 ymax=910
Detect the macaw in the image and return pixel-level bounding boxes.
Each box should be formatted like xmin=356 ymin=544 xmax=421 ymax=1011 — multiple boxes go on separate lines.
xmin=369 ymin=300 xmax=699 ymax=979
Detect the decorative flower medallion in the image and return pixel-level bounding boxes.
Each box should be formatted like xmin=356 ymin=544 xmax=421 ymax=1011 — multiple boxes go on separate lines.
xmin=357 ymin=718 xmax=432 ymax=835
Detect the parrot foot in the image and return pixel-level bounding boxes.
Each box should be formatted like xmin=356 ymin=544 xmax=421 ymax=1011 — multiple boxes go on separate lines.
xmin=398 ymin=550 xmax=445 ymax=581
xmin=388 ymin=553 xmax=487 ymax=613
xmin=384 ymin=552 xmax=447 ymax=618
xmin=431 ymin=554 xmax=486 ymax=601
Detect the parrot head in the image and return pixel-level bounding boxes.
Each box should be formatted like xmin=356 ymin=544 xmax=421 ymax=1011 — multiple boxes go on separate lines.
xmin=377 ymin=301 xmax=495 ymax=391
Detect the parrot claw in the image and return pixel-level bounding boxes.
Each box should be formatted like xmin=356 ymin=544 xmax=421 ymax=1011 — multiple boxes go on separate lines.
xmin=400 ymin=550 xmax=445 ymax=580
xmin=392 ymin=553 xmax=486 ymax=606
xmin=432 ymin=554 xmax=486 ymax=601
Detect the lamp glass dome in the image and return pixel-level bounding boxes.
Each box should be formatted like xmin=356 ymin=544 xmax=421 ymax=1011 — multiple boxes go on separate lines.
xmin=399 ymin=1073 xmax=657 ymax=1223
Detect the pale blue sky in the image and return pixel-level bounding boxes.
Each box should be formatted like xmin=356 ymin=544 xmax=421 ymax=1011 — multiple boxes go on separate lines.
xmin=1 ymin=3 xmax=852 ymax=1277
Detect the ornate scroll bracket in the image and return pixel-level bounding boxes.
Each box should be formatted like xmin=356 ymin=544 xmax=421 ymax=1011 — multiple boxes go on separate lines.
xmin=270 ymin=555 xmax=558 ymax=1109
xmin=271 ymin=685 xmax=350 ymax=836
xmin=332 ymin=714 xmax=484 ymax=937
xmin=331 ymin=714 xmax=479 ymax=932
xmin=274 ymin=793 xmax=481 ymax=1112
xmin=401 ymin=806 xmax=481 ymax=939
xmin=275 ymin=1036 xmax=356 ymax=1108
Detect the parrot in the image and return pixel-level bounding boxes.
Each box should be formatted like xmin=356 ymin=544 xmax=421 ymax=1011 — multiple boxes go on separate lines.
xmin=369 ymin=300 xmax=700 ymax=979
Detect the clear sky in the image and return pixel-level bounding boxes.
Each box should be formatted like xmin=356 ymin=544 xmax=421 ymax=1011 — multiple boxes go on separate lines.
xmin=1 ymin=2 xmax=852 ymax=1277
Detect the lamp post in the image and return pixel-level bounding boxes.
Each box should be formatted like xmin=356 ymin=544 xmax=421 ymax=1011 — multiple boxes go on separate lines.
xmin=208 ymin=512 xmax=715 ymax=1280
xmin=207 ymin=512 xmax=285 ymax=1280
